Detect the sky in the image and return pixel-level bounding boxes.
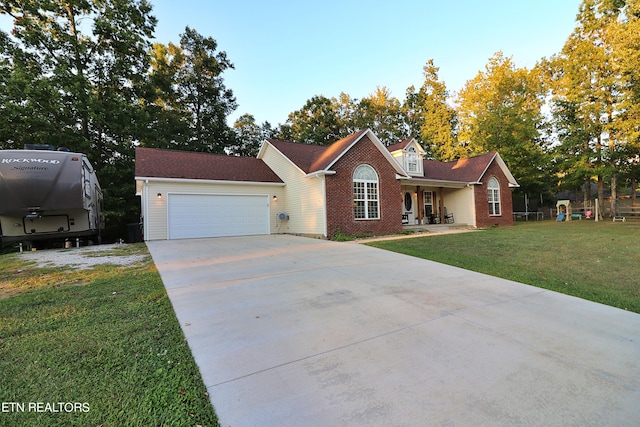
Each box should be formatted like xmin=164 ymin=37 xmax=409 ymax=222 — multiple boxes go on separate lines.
xmin=2 ymin=1 xmax=584 ymax=127
xmin=148 ymin=0 xmax=583 ymax=126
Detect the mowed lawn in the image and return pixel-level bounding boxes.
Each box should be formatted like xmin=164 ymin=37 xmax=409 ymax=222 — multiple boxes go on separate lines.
xmin=0 ymin=244 xmax=219 ymax=427
xmin=367 ymin=220 xmax=640 ymax=314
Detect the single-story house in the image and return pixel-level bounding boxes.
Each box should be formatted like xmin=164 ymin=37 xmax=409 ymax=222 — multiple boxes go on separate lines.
xmin=135 ymin=129 xmax=518 ymax=240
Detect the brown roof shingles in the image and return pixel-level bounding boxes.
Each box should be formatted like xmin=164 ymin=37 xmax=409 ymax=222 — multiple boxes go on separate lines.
xmin=135 ymin=134 xmax=500 ymax=186
xmin=135 ymin=147 xmax=283 ymax=183
xmin=422 ymin=152 xmax=497 ymax=183
xmin=266 ymin=139 xmax=327 ymax=174
xmin=267 ymin=131 xmax=498 ymax=184
xmin=386 ymin=138 xmax=413 ymax=153
xmin=268 ymin=130 xmax=369 ymax=174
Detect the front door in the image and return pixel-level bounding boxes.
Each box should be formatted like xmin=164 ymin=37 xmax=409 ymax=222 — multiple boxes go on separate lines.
xmin=403 ymin=191 xmax=415 ymax=224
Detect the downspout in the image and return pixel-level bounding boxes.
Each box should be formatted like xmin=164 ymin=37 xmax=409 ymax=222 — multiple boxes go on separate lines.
xmin=469 ymin=183 xmax=477 ymax=228
xmin=417 ymin=186 xmax=421 ymax=224
xmin=143 ymin=179 xmax=149 ymax=241
xmin=322 ymin=176 xmax=328 ymax=238
xmin=439 ymin=188 xmax=445 ymax=224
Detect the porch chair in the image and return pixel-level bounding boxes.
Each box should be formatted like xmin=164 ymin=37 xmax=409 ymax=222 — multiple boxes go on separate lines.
xmin=444 ymin=208 xmax=454 ymax=224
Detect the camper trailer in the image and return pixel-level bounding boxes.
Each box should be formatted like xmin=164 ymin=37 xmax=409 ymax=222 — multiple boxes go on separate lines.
xmin=0 ymin=147 xmax=104 ymax=248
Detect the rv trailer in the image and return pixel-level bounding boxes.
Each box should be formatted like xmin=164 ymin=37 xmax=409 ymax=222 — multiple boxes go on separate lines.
xmin=0 ymin=147 xmax=105 ymax=248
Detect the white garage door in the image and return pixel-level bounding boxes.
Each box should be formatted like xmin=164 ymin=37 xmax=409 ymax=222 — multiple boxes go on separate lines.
xmin=168 ymin=194 xmax=270 ymax=239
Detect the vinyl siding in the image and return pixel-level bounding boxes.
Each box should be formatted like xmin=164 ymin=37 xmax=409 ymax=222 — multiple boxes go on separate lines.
xmin=260 ymin=143 xmax=326 ymax=237
xmin=442 ymin=187 xmax=475 ymax=226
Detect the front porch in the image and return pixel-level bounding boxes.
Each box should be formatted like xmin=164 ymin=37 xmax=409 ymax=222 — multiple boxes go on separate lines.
xmin=402 ymin=223 xmax=469 ymax=233
xmin=400 ymin=183 xmax=466 ymax=227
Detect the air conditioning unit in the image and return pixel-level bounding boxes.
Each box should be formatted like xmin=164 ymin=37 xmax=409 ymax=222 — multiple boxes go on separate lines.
xmin=278 ymin=212 xmax=290 ymax=221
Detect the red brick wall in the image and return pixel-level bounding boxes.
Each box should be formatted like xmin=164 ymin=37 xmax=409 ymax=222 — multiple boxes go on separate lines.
xmin=325 ymin=135 xmax=402 ymax=238
xmin=474 ymin=160 xmax=515 ymax=228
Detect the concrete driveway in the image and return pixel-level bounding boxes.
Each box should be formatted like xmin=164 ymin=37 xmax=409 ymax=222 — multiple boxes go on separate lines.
xmin=147 ymin=235 xmax=640 ymax=427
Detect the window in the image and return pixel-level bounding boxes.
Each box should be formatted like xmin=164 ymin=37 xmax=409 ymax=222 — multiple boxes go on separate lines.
xmin=488 ymin=177 xmax=501 ymax=216
xmin=353 ymin=165 xmax=379 ymax=220
xmin=406 ymin=147 xmax=418 ymax=173
xmin=423 ymin=191 xmax=434 ymax=217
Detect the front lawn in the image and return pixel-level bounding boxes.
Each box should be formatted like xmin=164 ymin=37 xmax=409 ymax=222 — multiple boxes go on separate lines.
xmin=0 ymin=244 xmax=219 ymax=426
xmin=367 ymin=221 xmax=640 ymax=313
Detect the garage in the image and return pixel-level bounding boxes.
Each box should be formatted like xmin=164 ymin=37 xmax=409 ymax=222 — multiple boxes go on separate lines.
xmin=168 ymin=194 xmax=270 ymax=239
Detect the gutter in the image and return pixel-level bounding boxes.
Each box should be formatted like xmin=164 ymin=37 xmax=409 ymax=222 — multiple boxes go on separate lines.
xmin=305 ymin=170 xmax=336 ymax=179
xmin=134 ymin=176 xmax=285 ymax=186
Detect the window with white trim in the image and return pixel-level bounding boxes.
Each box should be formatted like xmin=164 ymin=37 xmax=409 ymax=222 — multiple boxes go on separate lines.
xmin=406 ymin=147 xmax=418 ymax=173
xmin=353 ymin=165 xmax=380 ymax=220
xmin=488 ymin=177 xmax=501 ymax=216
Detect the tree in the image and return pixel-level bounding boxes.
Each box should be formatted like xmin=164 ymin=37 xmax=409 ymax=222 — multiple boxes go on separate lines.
xmin=456 ymin=52 xmax=551 ymax=196
xmin=610 ymin=0 xmax=640 ymax=204
xmin=547 ymin=0 xmax=635 ymax=216
xmin=403 ymin=59 xmax=458 ymax=160
xmin=146 ymin=27 xmax=237 ymax=153
xmin=1 ymin=0 xmax=157 ymax=239
xmin=280 ymin=94 xmax=344 ymax=145
xmin=353 ymin=86 xmax=408 ymax=145
xmin=230 ymin=113 xmax=274 ymax=157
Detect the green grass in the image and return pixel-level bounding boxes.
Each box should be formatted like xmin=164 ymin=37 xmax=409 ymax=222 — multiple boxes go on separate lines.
xmin=0 ymin=244 xmax=219 ymax=426
xmin=367 ymin=221 xmax=640 ymax=313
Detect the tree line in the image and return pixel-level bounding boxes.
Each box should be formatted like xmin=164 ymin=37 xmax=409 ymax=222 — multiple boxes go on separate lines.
xmin=1 ymin=0 xmax=638 ymax=239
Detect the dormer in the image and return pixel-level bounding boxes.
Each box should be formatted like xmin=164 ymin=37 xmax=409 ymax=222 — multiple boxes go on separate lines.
xmin=388 ymin=138 xmax=425 ymax=177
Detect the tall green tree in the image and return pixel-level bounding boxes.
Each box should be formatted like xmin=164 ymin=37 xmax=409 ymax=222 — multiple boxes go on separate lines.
xmin=230 ymin=113 xmax=274 ymax=157
xmin=610 ymin=0 xmax=640 ymax=203
xmin=403 ymin=59 xmax=458 ymax=160
xmin=146 ymin=27 xmax=236 ymax=153
xmin=144 ymin=41 xmax=190 ymax=149
xmin=1 ymin=0 xmax=156 ymax=238
xmin=279 ymin=94 xmax=344 ymax=145
xmin=547 ymin=0 xmax=636 ymax=215
xmin=456 ymin=52 xmax=551 ymax=196
xmin=353 ymin=86 xmax=408 ymax=145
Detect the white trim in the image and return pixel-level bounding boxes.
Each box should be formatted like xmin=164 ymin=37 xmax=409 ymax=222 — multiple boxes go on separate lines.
xmin=353 ymin=164 xmax=380 ymax=220
xmin=477 ymin=153 xmax=519 ymax=188
xmin=321 ymin=176 xmax=327 ymax=237
xmin=135 ymin=176 xmax=284 ymax=186
xmin=487 ymin=177 xmax=501 ymax=216
xmin=470 ymin=184 xmax=477 ymax=227
xmin=143 ymin=180 xmax=149 ymax=241
xmin=325 ymin=129 xmax=409 ymax=177
xmin=400 ymin=177 xmax=468 ymax=188
xmin=257 ymin=139 xmax=307 ymax=176
xmin=306 ymin=170 xmax=336 ymax=178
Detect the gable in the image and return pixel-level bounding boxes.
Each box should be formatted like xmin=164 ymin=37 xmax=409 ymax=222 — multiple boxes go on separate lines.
xmin=388 ymin=138 xmax=425 ymax=177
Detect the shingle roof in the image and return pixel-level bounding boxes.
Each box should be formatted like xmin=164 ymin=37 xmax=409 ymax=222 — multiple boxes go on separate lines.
xmin=134 ymin=147 xmax=283 ymax=183
xmin=265 ymin=139 xmax=327 ymax=174
xmin=267 ymin=129 xmax=369 ymax=174
xmin=422 ymin=152 xmax=498 ymax=183
xmin=386 ymin=138 xmax=413 ymax=153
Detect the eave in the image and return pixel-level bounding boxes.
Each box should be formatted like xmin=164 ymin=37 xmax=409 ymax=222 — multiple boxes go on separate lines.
xmin=399 ymin=177 xmax=469 ymax=189
xmin=134 ymin=176 xmax=285 ymax=186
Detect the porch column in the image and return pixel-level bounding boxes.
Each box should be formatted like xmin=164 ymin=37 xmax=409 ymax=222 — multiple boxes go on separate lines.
xmin=439 ymin=188 xmax=445 ymax=224
xmin=417 ymin=186 xmax=422 ymax=224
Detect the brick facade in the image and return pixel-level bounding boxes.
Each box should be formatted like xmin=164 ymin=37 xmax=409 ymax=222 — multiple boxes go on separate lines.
xmin=325 ymin=135 xmax=402 ymax=238
xmin=474 ymin=160 xmax=515 ymax=228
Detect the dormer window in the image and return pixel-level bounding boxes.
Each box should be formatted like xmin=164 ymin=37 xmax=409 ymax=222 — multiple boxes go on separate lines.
xmin=404 ymin=146 xmax=423 ymax=176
